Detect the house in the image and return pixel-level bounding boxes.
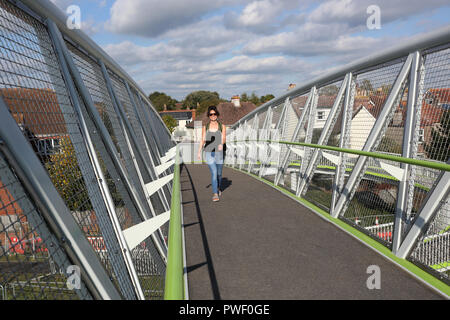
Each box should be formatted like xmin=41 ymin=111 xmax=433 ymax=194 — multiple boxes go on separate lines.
xmin=0 ymin=88 xmax=68 ymax=159
xmin=349 ymin=106 xmax=377 ymax=150
xmin=159 ymin=106 xmax=196 ymax=142
xmin=419 ymin=88 xmax=449 ymax=155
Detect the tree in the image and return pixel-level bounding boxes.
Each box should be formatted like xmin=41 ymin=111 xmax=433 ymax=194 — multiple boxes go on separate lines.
xmin=162 ymin=115 xmax=178 ymax=133
xmin=183 ymin=91 xmax=221 ymax=114
xmin=360 ymin=79 xmax=374 ymax=93
xmin=424 ymin=109 xmax=450 ymax=161
xmin=149 ymin=91 xmax=178 ymax=111
xmin=321 ymin=85 xmax=339 ymax=96
xmin=260 ymin=94 xmax=275 ymax=104
xmin=46 ymin=137 xmax=123 ymax=211
xmin=249 ymin=92 xmax=260 ymax=106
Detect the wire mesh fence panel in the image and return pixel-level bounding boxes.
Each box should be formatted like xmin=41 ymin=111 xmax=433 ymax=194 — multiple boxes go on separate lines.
xmin=132 ymin=236 xmax=166 ymax=300
xmin=64 ymin=41 xmax=169 ymax=298
xmin=258 ymin=102 xmax=284 ymax=183
xmin=410 ymin=194 xmax=450 ymax=284
xmin=406 ymin=45 xmax=450 ymax=284
xmin=337 ymin=58 xmax=410 ymax=247
xmin=130 ymin=87 xmax=163 ymax=167
xmin=130 ymin=87 xmax=173 ymax=213
xmin=408 ymin=46 xmax=450 ymax=217
xmin=0 ymin=150 xmax=92 ymax=300
xmin=123 ymin=81 xmax=171 ymax=208
xmin=145 ymin=102 xmax=173 ymax=155
xmin=66 ymin=42 xmax=144 ymax=233
xmin=302 ymin=80 xmax=346 ymax=211
xmin=0 ymin=0 xmax=141 ymax=298
xmin=278 ymin=92 xmax=309 ymax=190
xmin=106 ymin=70 xmax=168 ymax=242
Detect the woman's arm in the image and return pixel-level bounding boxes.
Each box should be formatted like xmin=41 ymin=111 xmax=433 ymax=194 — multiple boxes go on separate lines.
xmin=222 ymin=125 xmax=226 ymax=145
xmin=218 ymin=125 xmax=226 ymax=151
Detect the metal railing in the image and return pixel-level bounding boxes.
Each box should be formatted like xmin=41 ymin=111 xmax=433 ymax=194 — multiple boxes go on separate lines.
xmin=225 ymin=25 xmax=450 ymax=293
xmin=0 ymin=0 xmax=178 ymax=300
xmin=164 ymin=146 xmax=187 ymax=300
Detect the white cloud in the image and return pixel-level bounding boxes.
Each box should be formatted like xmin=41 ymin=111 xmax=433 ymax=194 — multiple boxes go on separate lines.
xmin=98 ymin=0 xmax=450 ymax=100
xmin=224 ymin=0 xmax=302 ymax=34
xmin=49 ymin=0 xmax=75 ymax=10
xmin=105 ymin=0 xmax=229 ymax=37
xmin=309 ymin=0 xmax=450 ymax=27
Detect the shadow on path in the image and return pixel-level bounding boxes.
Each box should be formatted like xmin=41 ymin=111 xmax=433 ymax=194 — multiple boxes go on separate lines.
xmin=183 ymin=164 xmax=221 ymax=300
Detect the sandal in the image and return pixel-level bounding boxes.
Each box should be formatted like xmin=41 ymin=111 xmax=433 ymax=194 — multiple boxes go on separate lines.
xmin=212 ymin=193 xmax=219 ymax=202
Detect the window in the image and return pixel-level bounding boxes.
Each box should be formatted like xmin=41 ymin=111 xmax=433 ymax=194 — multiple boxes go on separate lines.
xmin=425 ymin=98 xmax=434 ymax=105
xmin=317 ymin=111 xmax=325 ymax=120
xmin=418 ymin=129 xmax=424 ymax=142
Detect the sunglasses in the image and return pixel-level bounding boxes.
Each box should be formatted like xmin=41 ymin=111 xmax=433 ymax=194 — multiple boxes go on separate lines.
xmin=209 ymin=113 xmax=217 ymax=116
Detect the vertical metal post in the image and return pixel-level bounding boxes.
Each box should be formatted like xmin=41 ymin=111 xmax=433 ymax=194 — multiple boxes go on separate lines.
xmin=100 ymin=61 xmax=168 ymax=254
xmin=47 ymin=20 xmax=145 ymax=299
xmin=260 ymin=100 xmax=287 ymax=177
xmin=0 ymin=96 xmax=121 ymax=300
xmin=125 ymin=82 xmax=171 ymax=211
xmin=258 ymin=107 xmax=273 ymax=177
xmin=239 ymin=120 xmax=248 ymax=170
xmin=46 ymin=20 xmax=168 ymax=268
xmin=248 ymin=113 xmax=259 ymax=173
xmin=297 ymin=88 xmax=318 ymax=196
xmin=275 ymin=88 xmax=316 ymax=186
xmin=396 ymin=165 xmax=450 ymax=259
xmin=297 ymin=74 xmax=349 ymax=197
xmin=392 ymin=51 xmax=422 ymax=253
xmin=330 ymin=74 xmax=355 ymax=215
xmin=332 ymin=54 xmax=413 ymax=218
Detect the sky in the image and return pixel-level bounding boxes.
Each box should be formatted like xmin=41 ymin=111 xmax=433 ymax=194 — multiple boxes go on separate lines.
xmin=50 ymin=0 xmax=450 ymax=101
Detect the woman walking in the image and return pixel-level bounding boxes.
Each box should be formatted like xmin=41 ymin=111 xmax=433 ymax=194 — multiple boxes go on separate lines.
xmin=197 ymin=106 xmax=226 ymax=202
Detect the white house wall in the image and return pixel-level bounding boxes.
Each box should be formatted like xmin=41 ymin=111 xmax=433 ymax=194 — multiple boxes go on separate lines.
xmin=350 ymin=107 xmax=376 ymax=150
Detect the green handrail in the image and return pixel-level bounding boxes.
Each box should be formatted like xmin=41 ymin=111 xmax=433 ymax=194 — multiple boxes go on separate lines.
xmin=164 ymin=146 xmax=184 ymax=300
xmin=237 ymin=140 xmax=450 ymax=172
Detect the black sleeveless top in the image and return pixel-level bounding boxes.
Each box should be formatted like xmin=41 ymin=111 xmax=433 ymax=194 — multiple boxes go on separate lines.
xmin=204 ymin=122 xmax=223 ymax=153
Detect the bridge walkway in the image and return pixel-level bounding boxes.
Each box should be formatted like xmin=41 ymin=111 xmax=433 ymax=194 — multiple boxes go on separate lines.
xmin=180 ymin=164 xmax=443 ymax=300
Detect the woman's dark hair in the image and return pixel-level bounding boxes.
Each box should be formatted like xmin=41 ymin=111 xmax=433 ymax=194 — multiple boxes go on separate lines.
xmin=207 ymin=105 xmax=220 ymax=117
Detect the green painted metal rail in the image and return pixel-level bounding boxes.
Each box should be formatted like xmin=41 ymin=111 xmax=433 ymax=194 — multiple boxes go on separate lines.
xmin=164 ymin=146 xmax=185 ymax=300
xmin=236 ymin=140 xmax=450 ymax=172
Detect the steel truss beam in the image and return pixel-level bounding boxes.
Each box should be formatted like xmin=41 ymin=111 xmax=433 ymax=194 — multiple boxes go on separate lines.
xmin=259 ymin=100 xmax=288 ymax=177
xmin=297 ymin=74 xmax=350 ymax=197
xmin=274 ymin=87 xmax=317 ymax=186
xmin=396 ymin=164 xmax=450 ymax=259
xmin=332 ymin=54 xmax=414 ymax=219
xmin=392 ymin=51 xmax=423 ymax=253
xmin=0 ymin=96 xmax=122 ymax=300
xmin=99 ymin=61 xmax=169 ymax=254
xmin=47 ymin=20 xmax=145 ymax=300
xmin=247 ymin=113 xmax=260 ymax=173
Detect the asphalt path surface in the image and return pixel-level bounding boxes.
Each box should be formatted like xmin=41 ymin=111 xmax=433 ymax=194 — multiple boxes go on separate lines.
xmin=181 ymin=164 xmax=444 ymax=300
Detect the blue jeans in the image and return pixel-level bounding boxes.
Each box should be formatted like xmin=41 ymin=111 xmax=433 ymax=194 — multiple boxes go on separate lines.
xmin=205 ymin=152 xmax=223 ymax=195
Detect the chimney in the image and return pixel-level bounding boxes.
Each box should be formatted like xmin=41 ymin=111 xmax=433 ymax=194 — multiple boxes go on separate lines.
xmin=163 ymin=104 xmax=167 ymax=111
xmin=231 ymin=95 xmax=241 ymax=107
xmin=191 ymin=109 xmax=196 ymax=121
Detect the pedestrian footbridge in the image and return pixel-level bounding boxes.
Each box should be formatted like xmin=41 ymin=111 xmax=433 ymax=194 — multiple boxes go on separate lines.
xmin=0 ymin=0 xmax=448 ymax=300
